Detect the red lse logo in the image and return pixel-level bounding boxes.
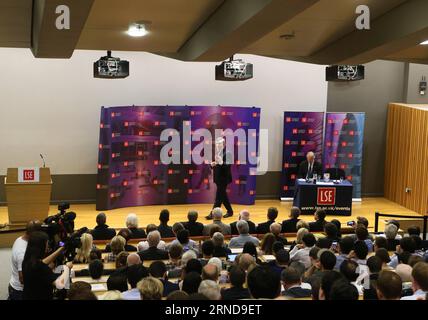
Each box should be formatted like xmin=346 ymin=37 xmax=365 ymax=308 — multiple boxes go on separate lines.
xmin=23 ymin=169 xmax=35 ymax=181
xmin=317 ymin=188 xmax=336 ymax=205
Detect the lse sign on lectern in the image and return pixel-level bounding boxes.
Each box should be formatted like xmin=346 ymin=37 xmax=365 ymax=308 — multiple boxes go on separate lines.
xmin=4 ymin=167 xmax=52 ymax=226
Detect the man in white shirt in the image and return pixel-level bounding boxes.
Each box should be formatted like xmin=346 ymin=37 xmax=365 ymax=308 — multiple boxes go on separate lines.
xmin=8 ymin=220 xmax=41 ymax=300
xmin=289 ymin=233 xmax=316 ymax=269
xmin=401 ymin=262 xmax=428 ymax=300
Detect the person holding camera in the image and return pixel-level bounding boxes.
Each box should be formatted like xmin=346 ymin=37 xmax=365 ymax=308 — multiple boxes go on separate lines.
xmin=22 ymin=231 xmax=73 ymax=300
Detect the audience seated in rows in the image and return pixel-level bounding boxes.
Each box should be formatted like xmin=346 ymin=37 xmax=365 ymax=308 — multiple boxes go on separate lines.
xmin=9 ymin=206 xmax=428 ymax=302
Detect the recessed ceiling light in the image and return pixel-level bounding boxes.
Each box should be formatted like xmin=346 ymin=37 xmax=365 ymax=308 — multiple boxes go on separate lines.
xmin=127 ymin=23 xmax=148 ymax=37
xmin=279 ymin=31 xmax=295 ymax=40
xmin=420 ymin=40 xmax=428 ymax=45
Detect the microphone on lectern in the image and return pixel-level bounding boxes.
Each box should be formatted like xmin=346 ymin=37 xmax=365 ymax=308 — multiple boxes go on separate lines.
xmin=40 ymin=154 xmax=46 ymax=168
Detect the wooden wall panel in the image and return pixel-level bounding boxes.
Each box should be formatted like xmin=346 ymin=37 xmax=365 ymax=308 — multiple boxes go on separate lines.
xmin=385 ymin=103 xmax=428 ymax=215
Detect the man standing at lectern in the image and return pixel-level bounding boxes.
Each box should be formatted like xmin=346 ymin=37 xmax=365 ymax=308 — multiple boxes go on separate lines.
xmin=297 ymin=151 xmax=323 ymax=179
xmin=206 ymin=137 xmax=234 ymax=220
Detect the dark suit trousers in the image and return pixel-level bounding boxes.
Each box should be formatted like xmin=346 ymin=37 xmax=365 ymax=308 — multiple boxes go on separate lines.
xmin=213 ymin=183 xmax=233 ymax=214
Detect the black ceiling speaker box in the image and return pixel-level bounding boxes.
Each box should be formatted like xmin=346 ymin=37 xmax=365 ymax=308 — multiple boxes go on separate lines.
xmin=326 ymin=65 xmax=365 ymax=81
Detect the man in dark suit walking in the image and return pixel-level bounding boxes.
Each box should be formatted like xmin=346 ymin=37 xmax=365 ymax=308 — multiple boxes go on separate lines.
xmin=206 ymin=137 xmax=233 ymax=220
xmin=297 ymin=151 xmax=323 ymax=179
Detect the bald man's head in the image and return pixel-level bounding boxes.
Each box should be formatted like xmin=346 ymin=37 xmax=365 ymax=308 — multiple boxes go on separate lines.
xmin=127 ymin=253 xmax=142 ymax=266
xmin=202 ymin=263 xmax=219 ymax=282
xmin=239 ymin=253 xmax=255 ymax=271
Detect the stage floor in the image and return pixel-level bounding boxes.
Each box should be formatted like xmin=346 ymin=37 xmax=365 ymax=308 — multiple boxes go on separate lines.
xmin=0 ymin=197 xmax=418 ymax=231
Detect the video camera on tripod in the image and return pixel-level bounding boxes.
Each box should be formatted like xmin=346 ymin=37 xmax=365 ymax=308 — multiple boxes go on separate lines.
xmin=41 ymin=202 xmax=88 ymax=262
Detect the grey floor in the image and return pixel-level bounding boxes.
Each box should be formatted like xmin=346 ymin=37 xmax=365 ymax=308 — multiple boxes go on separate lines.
xmin=0 ymin=249 xmax=12 ymax=300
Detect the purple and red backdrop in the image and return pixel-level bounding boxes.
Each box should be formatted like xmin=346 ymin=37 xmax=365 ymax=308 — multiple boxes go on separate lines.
xmin=96 ymin=106 xmax=261 ymax=210
xmin=280 ymin=112 xmax=325 ymax=199
xmin=323 ymin=112 xmax=365 ymax=199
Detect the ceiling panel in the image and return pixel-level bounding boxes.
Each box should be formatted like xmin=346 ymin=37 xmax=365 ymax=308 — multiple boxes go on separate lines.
xmin=76 ymin=0 xmax=225 ymax=52
xmin=0 ymin=0 xmax=32 ymax=47
xmin=242 ymin=0 xmax=407 ymax=57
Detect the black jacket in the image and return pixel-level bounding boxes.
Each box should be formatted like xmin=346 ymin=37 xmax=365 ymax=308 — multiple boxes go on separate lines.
xmin=230 ymin=220 xmax=257 ymax=235
xmin=213 ymin=245 xmax=231 ymax=258
xmin=213 ymin=151 xmax=232 ymax=186
xmin=309 ymin=220 xmax=326 ymax=232
xmin=158 ymin=224 xmax=175 ymax=238
xmin=138 ymin=246 xmax=169 ymax=261
xmin=297 ymin=160 xmax=323 ymax=179
xmin=91 ymin=225 xmax=116 ymax=240
xmin=283 ymin=286 xmax=312 ymax=298
xmin=256 ymin=220 xmax=275 ymax=234
xmin=161 ymin=279 xmax=180 ymax=297
xmin=221 ymin=287 xmax=251 ymax=300
xmin=281 ymin=218 xmax=300 ymax=233
xmin=128 ymin=227 xmax=147 ymax=239
xmin=183 ymin=221 xmax=204 ymax=236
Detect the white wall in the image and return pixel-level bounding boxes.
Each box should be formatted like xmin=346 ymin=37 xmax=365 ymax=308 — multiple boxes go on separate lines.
xmin=0 ymin=48 xmax=327 ymax=174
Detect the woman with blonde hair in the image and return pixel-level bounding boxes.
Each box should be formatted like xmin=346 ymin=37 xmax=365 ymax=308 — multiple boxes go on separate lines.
xmin=296 ymin=220 xmax=309 ymax=231
xmin=138 ymin=276 xmax=164 ymax=300
xmin=75 ymin=233 xmax=94 ymax=263
xmin=260 ymin=233 xmax=275 ymax=255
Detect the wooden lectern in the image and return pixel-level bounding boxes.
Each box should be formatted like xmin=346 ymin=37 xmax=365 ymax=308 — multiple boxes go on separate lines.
xmin=4 ymin=168 xmax=52 ymax=226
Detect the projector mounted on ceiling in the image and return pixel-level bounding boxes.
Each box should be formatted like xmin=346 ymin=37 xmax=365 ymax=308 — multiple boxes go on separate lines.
xmin=215 ymin=56 xmax=253 ymax=81
xmin=326 ymin=65 xmax=365 ymax=82
xmin=94 ymin=51 xmax=129 ymax=79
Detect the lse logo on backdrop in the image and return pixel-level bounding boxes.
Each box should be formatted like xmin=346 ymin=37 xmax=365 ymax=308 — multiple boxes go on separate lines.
xmin=317 ymin=188 xmax=336 ymax=205
xmin=23 ymin=170 xmax=35 ymax=181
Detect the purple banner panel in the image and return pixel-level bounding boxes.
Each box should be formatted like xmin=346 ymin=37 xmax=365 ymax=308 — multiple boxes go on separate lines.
xmin=96 ymin=106 xmax=260 ymax=210
xmin=323 ymin=112 xmax=365 ymax=199
xmin=280 ymin=112 xmax=324 ymax=198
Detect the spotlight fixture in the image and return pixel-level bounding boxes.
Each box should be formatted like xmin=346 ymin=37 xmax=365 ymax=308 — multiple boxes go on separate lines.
xmin=279 ymin=31 xmax=295 ymax=40
xmin=127 ymin=23 xmax=148 ymax=37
